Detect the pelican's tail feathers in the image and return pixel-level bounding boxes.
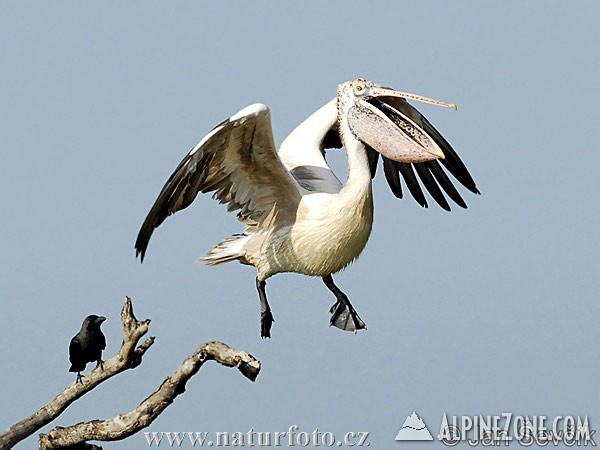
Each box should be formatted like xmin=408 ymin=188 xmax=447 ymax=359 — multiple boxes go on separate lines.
xmin=201 ymin=234 xmax=250 ymax=266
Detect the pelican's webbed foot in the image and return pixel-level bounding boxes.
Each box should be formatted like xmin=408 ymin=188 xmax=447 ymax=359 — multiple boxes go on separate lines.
xmin=256 ymin=278 xmax=274 ymax=338
xmin=323 ymin=275 xmax=367 ymax=333
xmin=329 ymin=300 xmax=367 ymax=332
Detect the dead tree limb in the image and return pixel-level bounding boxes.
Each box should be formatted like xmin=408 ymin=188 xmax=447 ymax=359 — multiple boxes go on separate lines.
xmin=39 ymin=341 xmax=260 ymax=449
xmin=0 ymin=297 xmax=153 ymax=449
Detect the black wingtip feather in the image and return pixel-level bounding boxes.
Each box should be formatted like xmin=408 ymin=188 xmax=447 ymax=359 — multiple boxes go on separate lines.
xmin=419 ymin=116 xmax=479 ymax=195
xmin=397 ymin=163 xmax=428 ymax=208
xmin=136 ymin=247 xmax=146 ymax=263
xmin=366 ymin=146 xmax=380 ymax=178
xmin=414 ymin=163 xmax=451 ymax=211
xmin=439 ymin=157 xmax=479 ymax=194
xmin=135 ymin=236 xmax=147 ymax=263
xmin=135 ymin=212 xmax=158 ymax=263
xmin=382 ymin=157 xmax=403 ymax=198
xmin=426 ymin=160 xmax=468 ymax=209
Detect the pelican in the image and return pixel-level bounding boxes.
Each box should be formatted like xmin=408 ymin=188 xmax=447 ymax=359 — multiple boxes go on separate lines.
xmin=135 ymin=78 xmax=479 ymax=338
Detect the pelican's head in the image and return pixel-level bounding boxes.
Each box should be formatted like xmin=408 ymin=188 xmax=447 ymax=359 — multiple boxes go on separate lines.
xmin=337 ymin=78 xmax=457 ymax=163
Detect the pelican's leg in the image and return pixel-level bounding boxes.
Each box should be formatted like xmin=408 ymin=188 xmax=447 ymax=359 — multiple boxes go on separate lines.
xmin=323 ymin=274 xmax=367 ymax=333
xmin=256 ymin=278 xmax=274 ymax=338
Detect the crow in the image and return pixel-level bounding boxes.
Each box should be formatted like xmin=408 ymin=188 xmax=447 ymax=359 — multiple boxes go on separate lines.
xmin=69 ymin=315 xmax=106 ymax=384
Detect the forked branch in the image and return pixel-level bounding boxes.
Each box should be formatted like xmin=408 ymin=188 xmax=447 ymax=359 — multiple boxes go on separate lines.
xmin=0 ymin=297 xmax=153 ymax=450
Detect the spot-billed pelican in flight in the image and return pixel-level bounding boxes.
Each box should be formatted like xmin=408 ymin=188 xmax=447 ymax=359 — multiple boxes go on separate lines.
xmin=135 ymin=78 xmax=479 ymax=338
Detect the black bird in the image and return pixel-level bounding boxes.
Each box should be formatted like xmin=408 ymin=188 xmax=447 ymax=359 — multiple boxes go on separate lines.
xmin=69 ymin=315 xmax=106 ymax=384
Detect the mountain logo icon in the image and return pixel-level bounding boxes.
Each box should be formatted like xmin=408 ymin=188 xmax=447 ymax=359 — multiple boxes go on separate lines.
xmin=395 ymin=412 xmax=434 ymax=441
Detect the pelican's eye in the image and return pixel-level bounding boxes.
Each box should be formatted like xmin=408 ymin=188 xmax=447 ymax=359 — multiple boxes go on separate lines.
xmin=353 ymin=81 xmax=367 ymax=96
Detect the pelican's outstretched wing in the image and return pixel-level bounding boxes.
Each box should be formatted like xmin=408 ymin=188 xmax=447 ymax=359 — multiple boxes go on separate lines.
xmin=135 ymin=103 xmax=301 ymax=261
xmin=367 ymin=97 xmax=479 ymax=210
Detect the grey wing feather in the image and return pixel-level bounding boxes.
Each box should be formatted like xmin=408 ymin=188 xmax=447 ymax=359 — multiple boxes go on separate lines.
xmin=287 ymin=124 xmax=343 ymax=194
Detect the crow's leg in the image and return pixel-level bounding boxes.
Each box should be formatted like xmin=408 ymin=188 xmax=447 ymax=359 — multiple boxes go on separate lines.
xmin=256 ymin=278 xmax=274 ymax=338
xmin=323 ymin=274 xmax=366 ymax=333
xmin=96 ymin=359 xmax=104 ymax=370
xmin=76 ymin=372 xmax=83 ymax=384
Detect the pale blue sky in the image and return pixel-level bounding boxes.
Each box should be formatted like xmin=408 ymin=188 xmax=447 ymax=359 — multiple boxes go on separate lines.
xmin=1 ymin=2 xmax=599 ymax=448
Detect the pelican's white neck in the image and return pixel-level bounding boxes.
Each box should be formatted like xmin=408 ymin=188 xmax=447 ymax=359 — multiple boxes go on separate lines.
xmin=338 ymin=111 xmax=372 ymax=199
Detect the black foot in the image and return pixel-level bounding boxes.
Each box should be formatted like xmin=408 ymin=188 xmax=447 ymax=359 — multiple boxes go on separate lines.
xmin=329 ymin=300 xmax=367 ymax=332
xmin=256 ymin=277 xmax=274 ymax=339
xmin=261 ymin=309 xmax=274 ymax=339
xmin=323 ymin=274 xmax=367 ymax=333
xmin=76 ymin=372 xmax=83 ymax=384
xmin=96 ymin=359 xmax=104 ymax=371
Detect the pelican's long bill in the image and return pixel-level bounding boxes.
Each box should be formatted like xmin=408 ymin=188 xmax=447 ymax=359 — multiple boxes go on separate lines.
xmin=345 ymin=82 xmax=457 ymax=163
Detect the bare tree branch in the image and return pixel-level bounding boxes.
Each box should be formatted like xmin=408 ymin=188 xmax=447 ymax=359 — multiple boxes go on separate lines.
xmin=39 ymin=341 xmax=261 ymax=449
xmin=0 ymin=297 xmax=154 ymax=450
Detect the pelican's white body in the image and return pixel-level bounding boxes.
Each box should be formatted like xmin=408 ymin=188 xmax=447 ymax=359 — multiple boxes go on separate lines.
xmin=247 ymin=186 xmax=374 ymax=280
